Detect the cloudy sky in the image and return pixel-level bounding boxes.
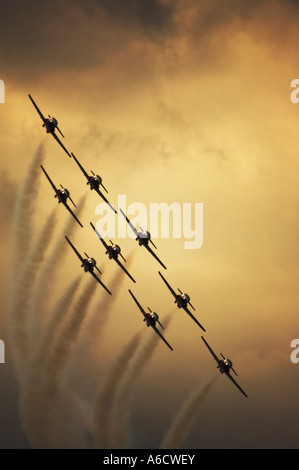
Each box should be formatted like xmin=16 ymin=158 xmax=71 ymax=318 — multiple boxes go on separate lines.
xmin=0 ymin=0 xmax=298 ymax=449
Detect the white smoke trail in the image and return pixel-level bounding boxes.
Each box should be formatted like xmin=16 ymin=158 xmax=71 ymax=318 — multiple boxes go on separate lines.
xmin=7 ymin=142 xmax=46 ymax=375
xmin=42 ymin=278 xmax=97 ymax=447
xmin=47 ymin=385 xmax=93 ymax=449
xmin=69 ymin=251 xmax=136 ymax=401
xmin=8 ymin=209 xmax=57 ymax=379
xmin=29 ymin=193 xmax=87 ymax=340
xmin=20 ymin=278 xmax=97 ymax=448
xmin=20 ymin=277 xmax=81 ymax=448
xmin=83 ymin=251 xmax=136 ymax=346
xmin=33 ymin=276 xmax=82 ymax=368
xmin=10 ymin=141 xmax=46 ymax=272
xmin=111 ymin=313 xmax=174 ymax=449
xmin=160 ymin=376 xmax=216 ymax=449
xmin=93 ymin=331 xmax=143 ymax=449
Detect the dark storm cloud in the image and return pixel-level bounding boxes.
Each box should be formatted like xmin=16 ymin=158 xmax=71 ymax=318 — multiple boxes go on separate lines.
xmin=79 ymin=0 xmax=178 ymax=37
xmin=191 ymin=0 xmax=299 ymax=43
xmin=0 ymin=0 xmax=298 ymax=83
xmin=189 ymin=0 xmax=261 ymax=34
xmin=0 ymin=1 xmax=104 ymax=80
xmin=0 ymin=2 xmax=57 ymax=67
xmin=0 ymin=0 xmax=178 ymax=83
xmin=186 ymin=0 xmax=299 ymax=31
xmin=0 ymin=0 xmax=115 ymax=81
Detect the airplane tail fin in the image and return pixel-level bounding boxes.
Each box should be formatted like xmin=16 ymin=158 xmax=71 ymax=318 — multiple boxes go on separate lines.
xmin=101 ymin=182 xmax=108 ymax=193
xmin=149 ymin=239 xmax=157 ymax=249
xmin=57 ymin=126 xmax=65 ymax=138
xmin=95 ymin=265 xmax=102 ymax=276
xmin=68 ymin=196 xmax=76 ymax=208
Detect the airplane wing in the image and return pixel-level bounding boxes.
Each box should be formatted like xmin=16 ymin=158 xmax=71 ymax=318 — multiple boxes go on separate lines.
xmin=41 ymin=165 xmax=59 ymax=195
xmin=183 ymin=307 xmax=206 ymax=331
xmin=115 ymin=258 xmax=136 ymax=283
xmin=51 ymin=132 xmax=72 ymax=158
xmin=201 ymin=336 xmax=220 ymax=364
xmin=28 ymin=94 xmax=46 ymax=123
xmin=145 ymin=244 xmax=167 ymax=270
xmin=71 ymin=153 xmax=90 ymax=180
xmin=94 ymin=187 xmax=117 ymax=214
xmin=65 ymin=236 xmax=84 ymax=263
xmin=90 ymin=271 xmax=112 ymax=295
xmin=128 ymin=289 xmax=146 ymax=318
xmin=158 ymin=271 xmax=177 ymax=299
xmin=63 ymin=202 xmax=83 ymax=228
xmin=119 ymin=209 xmax=139 ymax=237
xmin=225 ymin=372 xmax=248 ymax=398
xmin=152 ymin=325 xmax=173 ymax=351
xmin=90 ymin=222 xmax=109 ymax=250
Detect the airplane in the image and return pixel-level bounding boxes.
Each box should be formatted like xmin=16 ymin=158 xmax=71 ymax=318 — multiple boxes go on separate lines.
xmin=128 ymin=289 xmax=173 ymax=351
xmin=158 ymin=271 xmax=206 ymax=332
xmin=71 ymin=153 xmax=117 ymax=213
xmin=40 ymin=165 xmax=83 ymax=228
xmin=28 ymin=94 xmax=72 ymax=158
xmin=65 ymin=236 xmax=112 ymax=295
xmin=119 ymin=209 xmax=167 ymax=270
xmin=201 ymin=336 xmax=248 ymax=398
xmin=90 ymin=222 xmax=136 ymax=283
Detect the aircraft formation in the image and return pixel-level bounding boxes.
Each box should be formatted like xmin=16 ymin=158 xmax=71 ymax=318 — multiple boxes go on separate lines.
xmin=28 ymin=94 xmax=248 ymax=399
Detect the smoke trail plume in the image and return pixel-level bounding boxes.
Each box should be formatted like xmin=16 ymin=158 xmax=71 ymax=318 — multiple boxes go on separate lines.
xmin=29 ymin=276 xmax=82 ymax=375
xmin=21 ymin=278 xmax=97 ymax=448
xmin=93 ymin=331 xmax=143 ymax=449
xmin=10 ymin=141 xmax=46 ymax=271
xmin=20 ymin=277 xmax=82 ymax=448
xmin=83 ymin=251 xmax=136 ymax=345
xmin=29 ymin=193 xmax=87 ymax=340
xmin=111 ymin=313 xmax=174 ymax=449
xmin=47 ymin=385 xmax=93 ymax=449
xmin=8 ymin=209 xmax=57 ymax=378
xmin=69 ymin=251 xmax=137 ymax=400
xmin=160 ymin=376 xmax=216 ymax=449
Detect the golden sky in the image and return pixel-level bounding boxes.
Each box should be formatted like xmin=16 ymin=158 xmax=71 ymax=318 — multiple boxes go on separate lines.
xmin=0 ymin=0 xmax=298 ymax=449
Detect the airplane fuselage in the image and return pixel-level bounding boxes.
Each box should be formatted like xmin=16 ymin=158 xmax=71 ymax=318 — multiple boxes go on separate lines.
xmin=87 ymin=175 xmax=101 ymax=190
xmin=55 ymin=189 xmax=69 ymax=204
xmin=175 ymin=294 xmax=189 ymax=309
xmin=106 ymin=245 xmax=119 ymax=260
xmin=43 ymin=117 xmax=57 ymax=134
xmin=144 ymin=313 xmax=157 ymax=327
xmin=217 ymin=359 xmax=233 ymax=374
xmin=81 ymin=258 xmax=96 ymax=272
xmin=136 ymin=232 xmax=150 ymax=246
